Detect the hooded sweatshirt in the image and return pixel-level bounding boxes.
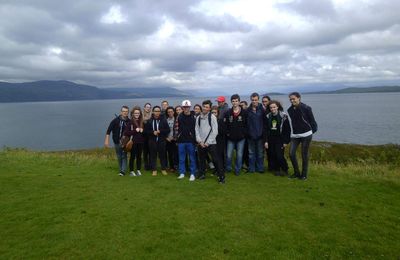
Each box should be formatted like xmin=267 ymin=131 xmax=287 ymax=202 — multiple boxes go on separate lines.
xmin=195 ymin=112 xmax=218 ymax=145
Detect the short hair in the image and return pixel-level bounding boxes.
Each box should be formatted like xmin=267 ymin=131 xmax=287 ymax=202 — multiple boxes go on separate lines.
xmin=152 ymin=105 xmax=161 ymax=111
xmin=231 ymin=94 xmax=240 ymax=101
xmin=262 ymin=95 xmax=271 ymax=101
xmin=211 ymin=105 xmax=219 ymax=114
xmin=202 ymin=100 xmax=212 ymax=107
xmin=162 ymin=100 xmax=169 ymax=104
xmin=268 ymin=100 xmax=284 ymax=111
xmin=144 ymin=103 xmax=151 ymax=108
xmin=250 ymin=92 xmax=259 ymax=99
xmin=240 ymin=101 xmax=248 ymax=106
xmin=121 ymin=105 xmax=129 ymax=111
xmin=289 ymin=92 xmax=301 ymax=98
xmin=166 ymin=106 xmax=175 ymax=113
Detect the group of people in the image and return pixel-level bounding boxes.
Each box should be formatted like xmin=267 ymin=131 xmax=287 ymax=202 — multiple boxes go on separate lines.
xmin=104 ymin=92 xmax=318 ymax=184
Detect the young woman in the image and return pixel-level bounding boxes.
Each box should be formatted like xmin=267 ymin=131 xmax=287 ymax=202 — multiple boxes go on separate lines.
xmin=287 ymin=92 xmax=318 ymax=180
xmin=165 ymin=106 xmax=178 ymax=172
xmin=144 ymin=106 xmax=170 ymax=176
xmin=124 ymin=106 xmax=145 ymax=176
xmin=193 ymin=104 xmax=202 ymax=118
xmin=263 ymin=101 xmax=290 ymax=176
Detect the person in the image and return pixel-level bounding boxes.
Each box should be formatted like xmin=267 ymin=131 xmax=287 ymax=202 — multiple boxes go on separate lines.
xmin=193 ymin=104 xmax=202 ymax=118
xmin=287 ymin=92 xmax=318 ymax=180
xmin=216 ymin=96 xmax=229 ymax=120
xmin=224 ymin=94 xmax=247 ymax=175
xmin=161 ymin=100 xmax=169 ymax=118
xmin=246 ymin=93 xmax=265 ymax=173
xmin=263 ymin=101 xmax=290 ymax=176
xmin=195 ymin=100 xmax=225 ymax=183
xmin=240 ymin=100 xmax=250 ymax=169
xmin=211 ymin=106 xmax=226 ymax=174
xmin=143 ymin=103 xmax=152 ymax=171
xmin=165 ymin=106 xmax=178 ymax=172
xmin=261 ymin=95 xmax=273 ymax=171
xmin=240 ymin=100 xmax=248 ymax=110
xmin=144 ymin=106 xmax=170 ymax=176
xmin=262 ymin=95 xmax=271 ymax=112
xmin=104 ymin=106 xmax=130 ymax=176
xmin=176 ymin=100 xmax=197 ymax=181
xmin=124 ymin=106 xmax=145 ymax=176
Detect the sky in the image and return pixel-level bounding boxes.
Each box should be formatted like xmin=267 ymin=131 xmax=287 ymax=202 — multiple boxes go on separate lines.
xmin=1 ymin=0 xmax=400 ymax=94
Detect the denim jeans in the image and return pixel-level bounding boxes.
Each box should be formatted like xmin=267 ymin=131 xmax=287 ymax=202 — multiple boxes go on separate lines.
xmin=247 ymin=137 xmax=264 ymax=172
xmin=178 ymin=143 xmax=197 ymax=176
xmin=290 ymin=135 xmax=312 ymax=177
xmin=114 ymin=144 xmax=127 ymax=173
xmin=226 ymin=139 xmax=245 ymax=174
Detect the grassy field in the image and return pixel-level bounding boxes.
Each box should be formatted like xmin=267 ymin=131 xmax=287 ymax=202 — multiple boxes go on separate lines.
xmin=0 ymin=142 xmax=399 ymax=259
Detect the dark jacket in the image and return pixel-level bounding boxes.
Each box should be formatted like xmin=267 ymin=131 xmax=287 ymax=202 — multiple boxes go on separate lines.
xmin=263 ymin=111 xmax=291 ymax=144
xmin=106 ymin=116 xmax=129 ymax=144
xmin=176 ymin=112 xmax=196 ymax=143
xmin=287 ymin=102 xmax=317 ymax=137
xmin=218 ymin=103 xmax=229 ymax=120
xmin=246 ymin=103 xmax=264 ymax=140
xmin=224 ymin=107 xmax=247 ymax=141
xmin=144 ymin=116 xmax=170 ymax=142
xmin=123 ymin=120 xmax=145 ymax=144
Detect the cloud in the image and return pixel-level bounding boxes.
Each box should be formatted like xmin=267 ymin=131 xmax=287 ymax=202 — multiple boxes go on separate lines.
xmin=0 ymin=0 xmax=399 ymax=93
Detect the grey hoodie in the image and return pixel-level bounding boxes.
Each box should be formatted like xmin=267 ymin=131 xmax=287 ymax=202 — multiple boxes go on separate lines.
xmin=195 ymin=112 xmax=219 ymax=145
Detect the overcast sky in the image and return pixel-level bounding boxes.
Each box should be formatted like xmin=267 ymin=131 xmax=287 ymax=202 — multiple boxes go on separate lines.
xmin=1 ymin=0 xmax=399 ymax=94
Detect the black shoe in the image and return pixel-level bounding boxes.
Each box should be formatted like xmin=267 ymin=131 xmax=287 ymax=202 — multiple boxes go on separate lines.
xmin=197 ymin=175 xmax=206 ymax=180
xmin=280 ymin=170 xmax=288 ymax=177
xmin=299 ymin=176 xmax=307 ymax=180
xmin=274 ymin=171 xmax=280 ymax=176
xmin=289 ymin=174 xmax=300 ymax=179
xmin=218 ymin=177 xmax=225 ymax=184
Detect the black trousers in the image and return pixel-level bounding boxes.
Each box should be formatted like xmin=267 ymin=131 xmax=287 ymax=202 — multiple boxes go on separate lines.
xmin=198 ymin=144 xmax=224 ymax=179
xmin=149 ymin=139 xmax=167 ymax=170
xmin=166 ymin=140 xmax=178 ymax=170
xmin=289 ymin=135 xmax=312 ymax=177
xmin=143 ymin=137 xmax=150 ymax=170
xmin=268 ymin=139 xmax=288 ymax=172
xmin=129 ymin=143 xmax=143 ymax=171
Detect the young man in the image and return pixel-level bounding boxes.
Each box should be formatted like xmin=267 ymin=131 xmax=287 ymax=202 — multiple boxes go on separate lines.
xmin=224 ymin=94 xmax=247 ymax=175
xmin=287 ymin=92 xmax=318 ymax=180
xmin=246 ymin=93 xmax=265 ymax=173
xmin=216 ymin=96 xmax=229 ymax=120
xmin=195 ymin=100 xmax=225 ymax=183
xmin=104 ymin=106 xmax=130 ymax=176
xmin=262 ymin=95 xmax=271 ymax=112
xmin=176 ymin=100 xmax=197 ymax=181
xmin=161 ymin=100 xmax=169 ymax=118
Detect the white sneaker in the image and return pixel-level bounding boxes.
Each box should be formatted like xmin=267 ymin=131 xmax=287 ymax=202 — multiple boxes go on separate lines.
xmin=178 ymin=174 xmax=185 ymax=179
xmin=129 ymin=171 xmax=136 ymax=177
xmin=209 ymin=162 xmax=215 ymax=169
xmin=136 ymin=170 xmax=142 ymax=176
xmin=189 ymin=175 xmax=195 ymax=181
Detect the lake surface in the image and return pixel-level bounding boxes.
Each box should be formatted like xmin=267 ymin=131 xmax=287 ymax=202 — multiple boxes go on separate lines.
xmin=0 ymin=93 xmax=399 ymax=151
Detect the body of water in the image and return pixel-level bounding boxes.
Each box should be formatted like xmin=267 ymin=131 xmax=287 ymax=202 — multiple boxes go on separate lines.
xmin=0 ymin=93 xmax=399 ymax=151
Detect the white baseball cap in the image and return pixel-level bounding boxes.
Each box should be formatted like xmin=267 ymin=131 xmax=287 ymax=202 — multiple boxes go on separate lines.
xmin=181 ymin=100 xmax=191 ymax=107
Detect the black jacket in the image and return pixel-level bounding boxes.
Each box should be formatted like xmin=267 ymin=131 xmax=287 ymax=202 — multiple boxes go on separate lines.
xmin=176 ymin=113 xmax=196 ymax=143
xmin=224 ymin=107 xmax=247 ymax=141
xmin=106 ymin=116 xmax=129 ymax=144
xmin=263 ymin=111 xmax=291 ymax=144
xmin=287 ymin=102 xmax=318 ymax=136
xmin=144 ymin=116 xmax=170 ymax=142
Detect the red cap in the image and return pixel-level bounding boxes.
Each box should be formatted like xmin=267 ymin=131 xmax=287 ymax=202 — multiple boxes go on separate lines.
xmin=216 ymin=96 xmax=225 ymax=102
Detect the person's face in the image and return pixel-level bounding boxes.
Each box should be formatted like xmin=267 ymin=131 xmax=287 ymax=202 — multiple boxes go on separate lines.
xmin=167 ymin=109 xmax=175 ymax=118
xmin=262 ymin=98 xmax=269 ymax=107
xmin=176 ymin=107 xmax=183 ymax=114
xmin=269 ymin=103 xmax=278 ymax=114
xmin=162 ymin=102 xmax=168 ymax=110
xmin=202 ymin=104 xmax=211 ymax=114
xmin=251 ymin=96 xmax=259 ymax=107
xmin=217 ymin=101 xmax=224 ymax=107
xmin=231 ymin=99 xmax=240 ymax=108
xmin=153 ymin=108 xmax=161 ymax=118
xmin=144 ymin=104 xmax=151 ymax=112
xmin=183 ymin=106 xmax=191 ymax=114
xmin=240 ymin=102 xmax=248 ymax=110
xmin=133 ymin=110 xmax=140 ymax=119
xmin=194 ymin=106 xmax=201 ymax=115
xmin=289 ymin=95 xmax=300 ymax=107
xmin=121 ymin=108 xmax=129 ymax=117
xmin=211 ymin=109 xmax=218 ymax=117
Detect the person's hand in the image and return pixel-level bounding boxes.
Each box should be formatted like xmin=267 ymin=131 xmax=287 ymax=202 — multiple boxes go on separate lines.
xmin=104 ymin=140 xmax=110 ymax=148
xmin=136 ymin=128 xmax=140 ymax=132
xmin=153 ymin=131 xmax=158 ymax=136
xmin=264 ymin=142 xmax=268 ymax=149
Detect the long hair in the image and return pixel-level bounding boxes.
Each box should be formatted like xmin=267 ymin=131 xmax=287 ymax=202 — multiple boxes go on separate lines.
xmin=130 ymin=106 xmax=144 ymax=128
xmin=268 ymin=100 xmax=284 ymax=111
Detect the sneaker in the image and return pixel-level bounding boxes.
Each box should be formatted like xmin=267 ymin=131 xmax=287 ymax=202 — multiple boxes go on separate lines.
xmin=119 ymin=172 xmax=125 ymax=176
xmin=208 ymin=162 xmax=215 ymax=169
xmin=218 ymin=177 xmax=225 ymax=184
xmin=152 ymin=171 xmax=157 ymax=176
xmin=189 ymin=175 xmax=195 ymax=181
xmin=178 ymin=174 xmax=185 ymax=179
xmin=161 ymin=170 xmax=168 ymax=176
xmin=129 ymin=171 xmax=136 ymax=177
xmin=299 ymin=176 xmax=307 ymax=180
xmin=136 ymin=170 xmax=142 ymax=176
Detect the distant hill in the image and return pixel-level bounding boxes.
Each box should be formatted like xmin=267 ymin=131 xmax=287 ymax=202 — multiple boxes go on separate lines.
xmin=0 ymin=80 xmax=189 ymax=102
xmin=307 ymin=86 xmax=400 ymax=94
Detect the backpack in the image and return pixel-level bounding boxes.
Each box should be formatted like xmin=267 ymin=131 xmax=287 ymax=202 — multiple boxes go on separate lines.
xmin=198 ymin=112 xmax=212 ymax=128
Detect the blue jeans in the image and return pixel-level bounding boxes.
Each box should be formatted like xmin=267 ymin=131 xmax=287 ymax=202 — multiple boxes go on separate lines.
xmin=226 ymin=139 xmax=245 ymax=174
xmin=178 ymin=143 xmax=197 ymax=176
xmin=114 ymin=144 xmax=127 ymax=173
xmin=247 ymin=138 xmax=264 ymax=172
xmin=290 ymin=135 xmax=312 ymax=177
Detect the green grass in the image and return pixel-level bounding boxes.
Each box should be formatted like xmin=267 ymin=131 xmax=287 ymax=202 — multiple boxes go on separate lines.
xmin=0 ymin=142 xmax=399 ymax=259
